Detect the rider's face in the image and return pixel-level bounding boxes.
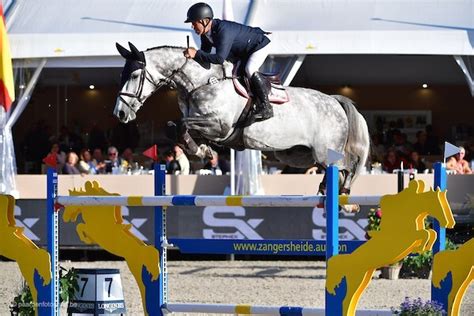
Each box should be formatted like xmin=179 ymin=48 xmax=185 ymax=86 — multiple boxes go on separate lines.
xmin=191 ymin=20 xmax=207 ymax=35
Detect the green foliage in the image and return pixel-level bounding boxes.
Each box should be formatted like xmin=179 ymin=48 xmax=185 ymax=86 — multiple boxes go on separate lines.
xmin=9 ymin=281 xmax=34 ymax=316
xmin=401 ymin=238 xmax=458 ymax=279
xmin=9 ymin=266 xmax=78 ymax=315
xmin=59 ymin=267 xmax=79 ymax=303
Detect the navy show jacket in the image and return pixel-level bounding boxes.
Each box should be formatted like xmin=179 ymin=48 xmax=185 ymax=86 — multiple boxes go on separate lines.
xmin=194 ymin=19 xmax=270 ymax=67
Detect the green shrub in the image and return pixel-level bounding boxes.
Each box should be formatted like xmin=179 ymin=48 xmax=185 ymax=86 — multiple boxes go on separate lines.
xmin=9 ymin=266 xmax=78 ymax=315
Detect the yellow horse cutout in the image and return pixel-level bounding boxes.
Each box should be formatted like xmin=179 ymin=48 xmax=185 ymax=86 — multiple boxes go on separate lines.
xmin=326 ymin=180 xmax=455 ymax=316
xmin=63 ymin=181 xmax=160 ymax=315
xmin=432 ymin=237 xmax=474 ymax=316
xmin=0 ymin=194 xmax=51 ymax=316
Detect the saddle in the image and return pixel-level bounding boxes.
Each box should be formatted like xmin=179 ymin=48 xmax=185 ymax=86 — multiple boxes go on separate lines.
xmin=232 ymin=63 xmax=289 ymax=104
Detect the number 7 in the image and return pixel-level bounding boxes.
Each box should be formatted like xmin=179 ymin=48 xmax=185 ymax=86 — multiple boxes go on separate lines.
xmin=105 ymin=277 xmax=113 ymax=297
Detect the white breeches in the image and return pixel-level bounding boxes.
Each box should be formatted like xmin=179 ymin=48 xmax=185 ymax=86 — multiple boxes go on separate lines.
xmin=245 ymin=35 xmax=272 ymax=77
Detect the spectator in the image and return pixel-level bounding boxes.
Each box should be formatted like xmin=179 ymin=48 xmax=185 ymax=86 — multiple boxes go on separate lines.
xmin=42 ymin=142 xmax=66 ymax=174
xmin=62 ymin=152 xmax=81 ymax=175
xmin=383 ymin=148 xmax=406 ymax=173
xmin=407 ymin=151 xmax=427 ymax=173
xmin=105 ymin=146 xmax=124 ymax=174
xmin=392 ymin=132 xmax=412 ymax=161
xmin=164 ymin=149 xmax=181 ymax=174
xmin=78 ymin=148 xmax=105 ymax=174
xmin=174 ymin=144 xmax=190 ymax=175
xmin=121 ymin=147 xmax=135 ymax=166
xmin=412 ymin=131 xmax=430 ymax=155
xmin=203 ymin=150 xmax=224 ymax=175
xmin=446 ymin=146 xmax=472 ymax=174
xmin=92 ymin=148 xmax=105 ymax=173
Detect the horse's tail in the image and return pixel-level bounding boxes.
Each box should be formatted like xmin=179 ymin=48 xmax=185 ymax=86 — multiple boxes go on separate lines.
xmin=332 ymin=95 xmax=370 ymax=184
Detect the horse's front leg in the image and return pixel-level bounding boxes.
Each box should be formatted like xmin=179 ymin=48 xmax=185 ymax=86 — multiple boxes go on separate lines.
xmin=178 ymin=125 xmax=213 ymax=159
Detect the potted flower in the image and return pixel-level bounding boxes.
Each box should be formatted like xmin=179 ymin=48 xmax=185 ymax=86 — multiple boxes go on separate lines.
xmin=391 ymin=297 xmax=445 ymax=315
xmin=400 ymin=238 xmax=457 ymax=279
xmin=366 ymin=207 xmax=402 ymax=280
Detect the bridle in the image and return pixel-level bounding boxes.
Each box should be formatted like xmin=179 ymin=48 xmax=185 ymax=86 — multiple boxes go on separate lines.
xmin=118 ymin=56 xmax=231 ymax=115
xmin=118 ymin=59 xmax=190 ymax=114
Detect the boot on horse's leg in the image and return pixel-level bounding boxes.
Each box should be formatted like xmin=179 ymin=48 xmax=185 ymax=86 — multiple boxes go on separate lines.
xmin=339 ymin=169 xmax=360 ymax=213
xmin=250 ymin=72 xmax=273 ymax=122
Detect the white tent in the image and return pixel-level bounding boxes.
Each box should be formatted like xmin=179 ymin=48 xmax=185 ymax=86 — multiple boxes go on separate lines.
xmin=7 ymin=0 xmax=474 ymax=62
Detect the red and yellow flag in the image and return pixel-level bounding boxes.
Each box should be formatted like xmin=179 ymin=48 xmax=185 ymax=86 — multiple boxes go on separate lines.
xmin=0 ymin=4 xmax=14 ymax=112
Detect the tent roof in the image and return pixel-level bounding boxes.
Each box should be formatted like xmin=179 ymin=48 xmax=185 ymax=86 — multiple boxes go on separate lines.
xmin=7 ymin=0 xmax=474 ymax=65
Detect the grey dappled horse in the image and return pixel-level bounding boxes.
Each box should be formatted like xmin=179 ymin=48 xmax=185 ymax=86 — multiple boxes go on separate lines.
xmin=114 ymin=43 xmax=370 ymax=193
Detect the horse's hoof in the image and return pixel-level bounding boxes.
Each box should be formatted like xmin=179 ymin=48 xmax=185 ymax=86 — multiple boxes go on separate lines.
xmin=341 ymin=204 xmax=360 ymax=213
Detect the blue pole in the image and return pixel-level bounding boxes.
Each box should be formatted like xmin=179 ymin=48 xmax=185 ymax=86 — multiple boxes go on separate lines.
xmin=325 ymin=165 xmax=339 ymax=316
xmin=325 ymin=165 xmax=339 ymax=260
xmin=155 ymin=164 xmax=167 ymax=316
xmin=432 ymin=162 xmax=446 ymax=254
xmin=46 ymin=168 xmax=58 ymax=316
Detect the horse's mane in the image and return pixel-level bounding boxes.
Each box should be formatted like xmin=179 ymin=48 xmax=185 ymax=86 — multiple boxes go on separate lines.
xmin=146 ymin=45 xmax=184 ymax=52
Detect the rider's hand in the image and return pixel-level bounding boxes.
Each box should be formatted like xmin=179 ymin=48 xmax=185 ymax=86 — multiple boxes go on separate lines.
xmin=183 ymin=48 xmax=197 ymax=59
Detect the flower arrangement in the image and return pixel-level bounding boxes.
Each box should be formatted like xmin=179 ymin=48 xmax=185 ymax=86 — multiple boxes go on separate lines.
xmin=391 ymin=297 xmax=445 ymax=315
xmin=366 ymin=207 xmax=382 ymax=238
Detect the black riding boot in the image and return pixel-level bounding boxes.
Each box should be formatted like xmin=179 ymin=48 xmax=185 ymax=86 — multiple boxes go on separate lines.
xmin=250 ymin=72 xmax=273 ymax=121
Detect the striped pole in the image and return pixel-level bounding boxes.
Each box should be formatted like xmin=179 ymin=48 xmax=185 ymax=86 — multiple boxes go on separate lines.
xmin=57 ymin=194 xmax=382 ymax=207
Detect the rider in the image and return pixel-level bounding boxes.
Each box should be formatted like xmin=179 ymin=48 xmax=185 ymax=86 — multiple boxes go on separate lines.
xmin=183 ymin=2 xmax=273 ymax=122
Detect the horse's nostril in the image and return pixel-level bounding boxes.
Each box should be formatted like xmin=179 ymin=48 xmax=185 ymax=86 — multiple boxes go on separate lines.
xmin=118 ymin=110 xmax=126 ymax=120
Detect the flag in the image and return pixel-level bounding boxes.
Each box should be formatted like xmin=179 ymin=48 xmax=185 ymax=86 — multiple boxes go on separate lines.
xmin=143 ymin=144 xmax=158 ymax=161
xmin=42 ymin=153 xmax=57 ymax=168
xmin=0 ymin=4 xmax=14 ymax=112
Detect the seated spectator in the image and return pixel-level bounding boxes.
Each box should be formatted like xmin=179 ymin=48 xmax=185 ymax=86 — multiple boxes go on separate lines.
xmin=407 ymin=151 xmax=426 ymax=173
xmin=392 ymin=131 xmax=412 ymax=161
xmin=383 ymin=148 xmax=406 ymax=173
xmin=164 ymin=150 xmax=181 ymax=174
xmin=174 ymin=144 xmax=190 ymax=175
xmin=121 ymin=147 xmax=135 ymax=166
xmin=42 ymin=142 xmax=66 ymax=174
xmin=203 ymin=150 xmax=224 ymax=175
xmin=105 ymin=146 xmax=124 ymax=174
xmin=78 ymin=149 xmax=105 ymax=174
xmin=446 ymin=146 xmax=472 ymax=174
xmin=62 ymin=152 xmax=81 ymax=175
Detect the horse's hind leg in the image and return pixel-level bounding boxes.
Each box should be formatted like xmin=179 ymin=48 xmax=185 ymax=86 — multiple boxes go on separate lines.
xmin=316 ymin=163 xmax=327 ymax=195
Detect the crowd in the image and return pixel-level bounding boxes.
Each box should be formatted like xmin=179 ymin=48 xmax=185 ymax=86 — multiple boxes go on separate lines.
xmin=16 ymin=120 xmax=473 ymax=176
xmin=370 ymin=126 xmax=472 ymax=175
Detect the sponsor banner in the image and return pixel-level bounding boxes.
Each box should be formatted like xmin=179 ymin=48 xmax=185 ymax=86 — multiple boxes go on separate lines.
xmin=15 ymin=200 xmax=374 ymax=247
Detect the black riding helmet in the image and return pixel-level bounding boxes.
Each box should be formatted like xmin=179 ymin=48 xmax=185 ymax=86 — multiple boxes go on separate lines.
xmin=184 ymin=2 xmax=214 ymax=23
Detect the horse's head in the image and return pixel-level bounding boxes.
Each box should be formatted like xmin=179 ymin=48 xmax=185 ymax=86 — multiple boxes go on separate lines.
xmin=114 ymin=42 xmax=169 ymax=123
xmin=404 ymin=180 xmax=456 ymax=229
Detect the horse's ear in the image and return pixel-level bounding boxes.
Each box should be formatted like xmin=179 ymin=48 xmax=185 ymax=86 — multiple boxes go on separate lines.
xmin=128 ymin=42 xmax=146 ymax=64
xmin=116 ymin=42 xmax=132 ymax=59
